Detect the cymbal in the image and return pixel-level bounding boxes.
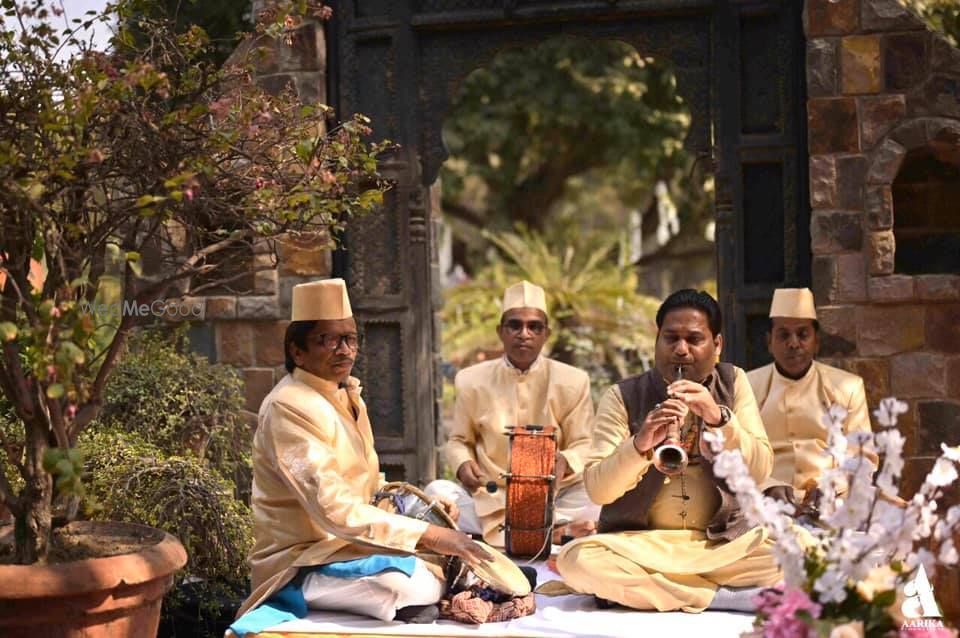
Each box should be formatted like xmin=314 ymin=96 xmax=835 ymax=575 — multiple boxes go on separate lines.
xmin=463 ymin=541 xmax=532 ymax=597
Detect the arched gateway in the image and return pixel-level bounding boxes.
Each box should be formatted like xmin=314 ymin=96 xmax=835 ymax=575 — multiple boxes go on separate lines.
xmin=327 ymin=1 xmax=811 ymax=484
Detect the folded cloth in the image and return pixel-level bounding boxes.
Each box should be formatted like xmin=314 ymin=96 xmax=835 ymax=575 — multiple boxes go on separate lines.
xmin=228 ymin=582 xmax=307 ymax=637
xmin=315 ymin=555 xmax=417 ymax=579
xmin=439 ymin=589 xmax=536 ymax=624
xmin=228 ymin=555 xmax=417 ymax=636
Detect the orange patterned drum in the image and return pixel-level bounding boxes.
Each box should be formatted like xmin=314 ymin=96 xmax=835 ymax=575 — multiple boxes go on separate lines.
xmin=503 ymin=424 xmax=557 ymax=559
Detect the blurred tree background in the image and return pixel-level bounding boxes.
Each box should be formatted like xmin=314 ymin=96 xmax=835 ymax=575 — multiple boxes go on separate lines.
xmin=438 ymin=37 xmax=716 ymax=396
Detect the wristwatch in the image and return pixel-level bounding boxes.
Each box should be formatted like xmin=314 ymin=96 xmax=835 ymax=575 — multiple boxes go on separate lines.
xmin=706 ymin=405 xmax=732 ymax=428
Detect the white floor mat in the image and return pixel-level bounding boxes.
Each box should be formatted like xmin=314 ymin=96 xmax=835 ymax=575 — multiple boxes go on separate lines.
xmin=263 ymin=561 xmax=757 ymax=637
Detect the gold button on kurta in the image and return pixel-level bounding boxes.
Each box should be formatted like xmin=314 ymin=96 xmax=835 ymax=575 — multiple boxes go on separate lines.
xmin=238 ymin=368 xmax=429 ymax=618
xmin=443 ymin=356 xmax=594 ymax=546
xmin=747 ymin=360 xmax=875 ymax=493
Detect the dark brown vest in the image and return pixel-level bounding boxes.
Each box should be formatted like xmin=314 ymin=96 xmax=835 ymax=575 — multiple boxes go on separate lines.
xmin=597 ymin=362 xmax=750 ymax=541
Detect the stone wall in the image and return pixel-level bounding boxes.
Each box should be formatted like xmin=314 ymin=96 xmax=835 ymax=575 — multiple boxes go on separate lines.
xmin=196 ymin=7 xmax=333 ymax=420
xmin=804 ymin=0 xmax=960 ymax=493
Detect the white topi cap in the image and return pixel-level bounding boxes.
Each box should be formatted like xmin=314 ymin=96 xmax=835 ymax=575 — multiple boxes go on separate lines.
xmin=502 ymin=280 xmax=548 ymax=314
xmin=769 ymin=287 xmax=817 ymax=320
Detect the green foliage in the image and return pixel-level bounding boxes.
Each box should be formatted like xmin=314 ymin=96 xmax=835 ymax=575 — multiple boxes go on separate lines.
xmin=903 ymin=0 xmax=960 ymax=46
xmin=97 ymin=327 xmax=249 ymax=490
xmin=441 ymin=37 xmax=698 ymax=237
xmin=443 ymin=225 xmax=660 ymax=398
xmin=78 ymin=329 xmax=253 ymax=633
xmin=80 ymin=429 xmax=252 ymax=588
xmin=0 ymin=0 xmax=387 ymax=562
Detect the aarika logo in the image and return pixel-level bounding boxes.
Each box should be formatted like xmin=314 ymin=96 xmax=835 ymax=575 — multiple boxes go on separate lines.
xmin=900 ymin=564 xmax=945 ymax=632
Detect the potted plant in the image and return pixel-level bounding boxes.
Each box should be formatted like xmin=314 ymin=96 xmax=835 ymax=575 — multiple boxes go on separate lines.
xmin=0 ymin=1 xmax=388 ymax=635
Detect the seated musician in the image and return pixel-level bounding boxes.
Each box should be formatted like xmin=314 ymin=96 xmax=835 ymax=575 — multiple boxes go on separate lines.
xmin=427 ymin=280 xmax=599 ymax=548
xmin=556 ymin=289 xmax=780 ymax=612
xmin=234 ymin=279 xmax=491 ymax=628
xmin=747 ymin=288 xmax=876 ymax=505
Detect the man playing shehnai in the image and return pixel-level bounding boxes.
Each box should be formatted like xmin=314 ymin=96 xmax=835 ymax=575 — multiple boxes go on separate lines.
xmin=556 ymin=289 xmax=780 ymax=612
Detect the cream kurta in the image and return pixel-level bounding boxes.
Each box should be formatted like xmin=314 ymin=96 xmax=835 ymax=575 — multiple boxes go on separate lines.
xmin=557 ymin=366 xmax=781 ymax=612
xmin=238 ymin=368 xmax=429 ymax=617
xmin=748 ymin=360 xmax=875 ymax=493
xmin=444 ymin=356 xmax=593 ymax=545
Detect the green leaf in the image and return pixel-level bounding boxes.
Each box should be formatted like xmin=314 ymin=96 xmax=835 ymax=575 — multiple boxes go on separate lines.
xmin=46 ymin=383 xmax=65 ymax=399
xmin=135 ymin=194 xmax=165 ymax=208
xmin=872 ymin=589 xmax=896 ymax=607
xmin=0 ymin=321 xmax=17 ymax=341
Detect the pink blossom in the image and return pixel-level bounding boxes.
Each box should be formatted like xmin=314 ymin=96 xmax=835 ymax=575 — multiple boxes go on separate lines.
xmin=757 ymin=587 xmax=821 ymax=638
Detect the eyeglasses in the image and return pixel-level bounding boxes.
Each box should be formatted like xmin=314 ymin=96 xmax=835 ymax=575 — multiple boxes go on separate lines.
xmin=502 ymin=319 xmax=547 ymax=335
xmin=314 ymin=333 xmax=363 ymax=351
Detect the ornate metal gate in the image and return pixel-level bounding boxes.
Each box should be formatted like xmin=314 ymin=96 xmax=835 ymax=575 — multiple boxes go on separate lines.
xmin=328 ymin=0 xmax=810 ymax=484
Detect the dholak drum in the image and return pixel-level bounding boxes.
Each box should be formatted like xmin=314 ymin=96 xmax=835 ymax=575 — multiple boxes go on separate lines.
xmin=372 ymin=482 xmax=531 ymax=597
xmin=504 ymin=424 xmax=557 ymax=559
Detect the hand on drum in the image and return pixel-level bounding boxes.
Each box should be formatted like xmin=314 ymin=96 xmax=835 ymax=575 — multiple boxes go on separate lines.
xmin=419 ymin=525 xmax=494 ymax=563
xmin=632 ymin=398 xmax=688 ymax=454
xmin=554 ymin=453 xmax=571 ymax=481
xmin=456 ymin=459 xmax=485 ymax=491
xmin=437 ymin=496 xmax=460 ymax=523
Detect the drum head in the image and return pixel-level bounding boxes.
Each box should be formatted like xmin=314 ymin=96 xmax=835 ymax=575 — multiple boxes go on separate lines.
xmin=464 ymin=541 xmax=532 ymax=597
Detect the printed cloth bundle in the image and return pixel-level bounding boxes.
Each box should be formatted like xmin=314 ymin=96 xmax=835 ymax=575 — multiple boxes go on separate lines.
xmin=439 ymin=585 xmax=536 ymax=624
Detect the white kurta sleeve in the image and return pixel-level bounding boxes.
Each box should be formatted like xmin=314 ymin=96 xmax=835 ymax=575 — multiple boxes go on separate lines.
xmin=264 ymin=401 xmax=428 ymax=552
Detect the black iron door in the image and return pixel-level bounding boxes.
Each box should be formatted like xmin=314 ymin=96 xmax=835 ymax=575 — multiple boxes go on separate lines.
xmin=329 ymin=0 xmax=810 ymax=484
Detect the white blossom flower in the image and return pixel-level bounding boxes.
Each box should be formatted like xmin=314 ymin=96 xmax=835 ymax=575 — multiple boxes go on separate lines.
xmin=941 ymin=443 xmax=960 ymax=463
xmin=873 ymin=397 xmax=908 ymax=428
xmin=814 ymin=566 xmax=848 ymax=604
xmin=702 ymin=426 xmax=725 ymax=453
xmin=926 ymin=458 xmax=958 ymax=488
xmin=822 ymin=404 xmax=849 ymax=430
xmin=939 ymin=538 xmax=958 ymax=566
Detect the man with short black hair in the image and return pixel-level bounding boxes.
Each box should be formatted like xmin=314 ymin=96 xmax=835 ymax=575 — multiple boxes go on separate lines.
xmin=747 ymin=288 xmax=875 ymax=502
xmin=427 ymin=280 xmax=597 ymax=548
xmin=556 ymin=289 xmax=779 ymax=612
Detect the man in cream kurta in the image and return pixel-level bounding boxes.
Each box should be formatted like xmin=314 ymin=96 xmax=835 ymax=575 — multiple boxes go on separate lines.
xmin=237 ymin=279 xmax=490 ymax=624
xmin=747 ymin=288 xmax=875 ymax=501
xmin=427 ymin=281 xmax=597 ymax=548
xmin=556 ymin=289 xmax=781 ymax=613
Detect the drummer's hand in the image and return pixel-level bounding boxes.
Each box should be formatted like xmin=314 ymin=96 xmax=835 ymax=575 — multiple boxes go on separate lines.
xmin=418 ymin=525 xmax=493 ymax=563
xmin=437 ymin=496 xmax=460 ymax=523
xmin=633 ymin=399 xmax=686 ymax=454
xmin=456 ymin=460 xmax=484 ymax=491
xmin=554 ymin=453 xmax=570 ymax=481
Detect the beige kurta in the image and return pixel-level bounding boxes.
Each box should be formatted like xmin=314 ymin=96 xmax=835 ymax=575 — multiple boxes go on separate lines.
xmin=444 ymin=356 xmax=594 ymax=546
xmin=238 ymin=368 xmax=429 ymax=617
xmin=747 ymin=360 xmax=876 ymax=493
xmin=556 ymin=366 xmax=781 ymax=612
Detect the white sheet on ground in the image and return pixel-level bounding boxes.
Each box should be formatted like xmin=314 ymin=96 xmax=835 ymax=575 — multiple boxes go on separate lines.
xmin=262 ymin=560 xmax=757 ymax=638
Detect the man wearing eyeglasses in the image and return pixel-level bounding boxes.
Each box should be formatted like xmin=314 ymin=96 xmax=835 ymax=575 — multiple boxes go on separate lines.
xmin=235 ymin=279 xmax=491 ymax=631
xmin=427 ymin=280 xmax=598 ymax=549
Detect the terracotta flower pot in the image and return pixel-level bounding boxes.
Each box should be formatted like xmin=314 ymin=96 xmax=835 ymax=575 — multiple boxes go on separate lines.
xmin=0 ymin=521 xmax=188 ymax=638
